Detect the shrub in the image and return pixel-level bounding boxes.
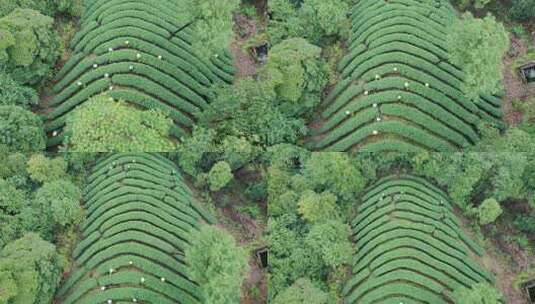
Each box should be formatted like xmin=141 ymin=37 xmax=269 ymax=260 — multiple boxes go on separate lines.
xmin=0 ymin=9 xmax=60 ymax=84
xmin=0 ymin=71 xmax=37 ymax=108
xmin=0 ymin=105 xmax=45 ymax=152
xmin=208 ymin=161 xmax=233 ymax=192
xmin=64 ymin=95 xmax=176 ymax=152
xmin=477 ymin=198 xmax=503 ymax=225
xmin=185 ymin=225 xmax=249 ymax=304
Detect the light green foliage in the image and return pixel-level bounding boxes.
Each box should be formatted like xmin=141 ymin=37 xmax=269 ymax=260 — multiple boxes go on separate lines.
xmin=0 ymin=9 xmax=59 ymax=84
xmin=27 ymin=154 xmax=66 ymax=184
xmin=302 ymin=152 xmax=365 ymax=203
xmin=0 ymin=72 xmax=37 ymax=108
xmin=181 ymin=0 xmax=239 ymax=56
xmin=31 ymin=180 xmax=82 ymax=238
xmin=0 ymin=178 xmax=25 ymax=218
xmin=200 ymin=79 xmax=307 ymax=146
xmin=220 ymin=135 xmax=258 ymax=170
xmin=0 ymin=233 xmax=63 ymax=304
xmin=297 ymin=190 xmax=338 ymax=223
xmin=305 ymin=220 xmax=353 ymax=268
xmin=446 ymin=13 xmax=509 ymax=100
xmin=452 ymin=282 xmax=503 ymax=304
xmin=0 ymin=152 xmax=28 ymax=188
xmin=0 ymin=105 xmax=45 ymax=152
xmin=208 ymin=161 xmax=233 ymax=191
xmin=477 ymin=198 xmax=503 ymax=225
xmin=272 ymin=278 xmax=328 ymax=304
xmin=261 ymin=38 xmax=329 ymax=116
xmin=64 ymin=95 xmax=176 ymax=152
xmin=185 ymin=225 xmax=249 ymax=304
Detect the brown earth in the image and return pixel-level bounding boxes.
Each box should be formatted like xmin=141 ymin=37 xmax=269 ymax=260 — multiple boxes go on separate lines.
xmin=501 ymin=34 xmax=535 ymax=126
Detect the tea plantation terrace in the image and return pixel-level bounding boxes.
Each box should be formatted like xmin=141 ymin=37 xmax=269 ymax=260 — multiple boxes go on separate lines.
xmin=56 ymin=153 xmax=214 ymax=304
xmin=44 ymin=0 xmax=235 ymax=147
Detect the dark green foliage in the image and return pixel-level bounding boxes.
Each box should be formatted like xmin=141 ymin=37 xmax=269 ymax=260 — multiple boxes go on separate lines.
xmin=0 ymin=105 xmax=45 ymax=152
xmin=509 ymin=0 xmax=535 ymax=21
xmin=267 ymin=0 xmax=350 ymax=45
xmin=0 ymin=9 xmax=60 ymax=84
xmin=0 ymin=0 xmax=83 ymax=17
xmin=0 ymin=177 xmax=27 ymax=247
xmin=199 ymin=78 xmax=307 ymax=146
xmin=0 ymin=233 xmax=64 ymax=304
xmin=261 ymin=38 xmax=329 ymax=117
xmin=30 ymin=180 xmax=83 ymax=240
xmin=0 ymin=71 xmax=37 ymax=108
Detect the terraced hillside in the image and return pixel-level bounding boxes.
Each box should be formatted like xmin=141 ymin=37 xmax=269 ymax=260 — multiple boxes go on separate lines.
xmin=310 ymin=0 xmax=504 ymax=152
xmin=44 ymin=0 xmax=235 ymax=147
xmin=56 ymin=153 xmax=214 ymax=304
xmin=344 ymin=176 xmax=494 ymax=303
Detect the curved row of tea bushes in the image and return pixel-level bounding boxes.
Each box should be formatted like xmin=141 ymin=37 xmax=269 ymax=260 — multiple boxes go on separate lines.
xmin=56 ymin=153 xmax=214 ymax=304
xmin=45 ymin=0 xmax=235 ymax=147
xmin=344 ymin=175 xmax=494 ymax=304
xmin=311 ymin=0 xmax=503 ymax=152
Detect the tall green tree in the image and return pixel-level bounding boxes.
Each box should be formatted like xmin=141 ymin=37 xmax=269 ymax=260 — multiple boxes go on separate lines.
xmin=26 ymin=154 xmax=67 ymax=184
xmin=181 ymin=0 xmax=239 ymax=56
xmin=0 ymin=105 xmax=45 ymax=152
xmin=30 ymin=180 xmax=83 ymax=239
xmin=185 ymin=225 xmax=249 ymax=304
xmin=261 ymin=38 xmax=328 ymax=116
xmin=446 ymin=13 xmax=509 ymax=100
xmin=0 ymin=9 xmax=60 ymax=84
xmin=64 ymin=95 xmax=176 ymax=152
xmin=0 ymin=233 xmax=64 ymax=304
xmin=0 ymin=72 xmax=37 ymax=108
xmin=305 ymin=220 xmax=353 ymax=269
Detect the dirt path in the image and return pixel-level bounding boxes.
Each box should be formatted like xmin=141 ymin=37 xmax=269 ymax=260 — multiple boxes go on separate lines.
xmin=501 ymin=35 xmax=535 ymax=126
